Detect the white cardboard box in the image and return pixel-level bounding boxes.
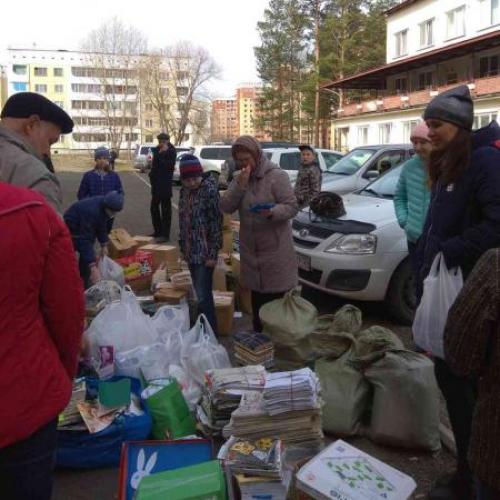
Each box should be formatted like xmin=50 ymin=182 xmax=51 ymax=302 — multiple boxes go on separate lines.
xmin=296 ymin=440 xmax=416 ymax=500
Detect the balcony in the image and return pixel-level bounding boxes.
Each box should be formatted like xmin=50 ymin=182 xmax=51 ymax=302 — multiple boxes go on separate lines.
xmin=337 ymin=74 xmax=500 ymax=118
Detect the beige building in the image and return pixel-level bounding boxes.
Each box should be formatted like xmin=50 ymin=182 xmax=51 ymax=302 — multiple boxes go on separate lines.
xmin=236 ymin=83 xmax=271 ymax=141
xmin=210 ymin=98 xmax=238 ymax=143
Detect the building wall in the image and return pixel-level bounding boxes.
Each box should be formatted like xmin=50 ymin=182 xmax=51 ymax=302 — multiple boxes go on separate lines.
xmin=211 ymin=98 xmax=237 ymax=142
xmin=387 ymin=0 xmax=500 ymax=63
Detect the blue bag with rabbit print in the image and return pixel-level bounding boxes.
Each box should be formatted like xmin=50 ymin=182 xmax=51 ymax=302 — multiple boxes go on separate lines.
xmin=56 ymin=377 xmax=152 ymax=468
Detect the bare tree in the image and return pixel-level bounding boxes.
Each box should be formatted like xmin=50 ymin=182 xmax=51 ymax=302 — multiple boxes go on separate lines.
xmin=80 ymin=17 xmax=147 ymax=157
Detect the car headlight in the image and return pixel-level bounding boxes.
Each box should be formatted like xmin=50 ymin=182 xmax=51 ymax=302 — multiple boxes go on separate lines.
xmin=325 ymin=234 xmax=377 ymax=254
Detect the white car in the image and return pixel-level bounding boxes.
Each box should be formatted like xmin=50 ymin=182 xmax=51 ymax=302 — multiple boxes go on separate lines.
xmin=292 ymin=164 xmax=415 ymax=325
xmin=173 ymin=145 xmax=232 ymax=182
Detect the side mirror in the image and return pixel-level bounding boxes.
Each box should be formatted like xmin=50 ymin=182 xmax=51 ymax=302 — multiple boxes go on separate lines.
xmin=366 ymin=170 xmax=380 ymax=180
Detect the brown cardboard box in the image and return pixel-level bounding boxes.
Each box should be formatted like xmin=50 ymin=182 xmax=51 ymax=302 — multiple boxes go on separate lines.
xmin=222 ymin=230 xmax=233 ymax=255
xmin=154 ymin=282 xmax=188 ymax=304
xmin=213 ymin=267 xmax=227 ymax=291
xmin=108 ymin=228 xmax=138 ymax=259
xmin=231 ymin=253 xmax=241 ymax=279
xmin=128 ymin=276 xmax=152 ymax=293
xmin=133 ymin=235 xmax=154 ymax=248
xmin=214 ymin=291 xmax=235 ymax=336
xmin=141 ymin=244 xmax=179 ymax=270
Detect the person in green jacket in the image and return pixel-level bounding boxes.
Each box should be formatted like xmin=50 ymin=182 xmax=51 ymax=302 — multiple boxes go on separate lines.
xmin=394 ymin=122 xmax=432 ymax=273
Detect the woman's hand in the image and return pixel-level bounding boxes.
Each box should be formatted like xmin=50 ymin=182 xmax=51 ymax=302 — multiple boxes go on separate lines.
xmin=237 ymin=165 xmax=251 ymax=188
xmin=258 ymin=209 xmax=273 ymax=219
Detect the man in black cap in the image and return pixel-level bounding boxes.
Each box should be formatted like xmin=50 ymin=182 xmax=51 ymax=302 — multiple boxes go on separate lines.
xmin=0 ymin=92 xmax=74 ymax=213
xmin=149 ymin=132 xmax=176 ymax=242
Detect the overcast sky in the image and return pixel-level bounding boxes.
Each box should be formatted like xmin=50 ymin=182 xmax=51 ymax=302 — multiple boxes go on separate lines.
xmin=1 ymin=0 xmax=270 ymax=98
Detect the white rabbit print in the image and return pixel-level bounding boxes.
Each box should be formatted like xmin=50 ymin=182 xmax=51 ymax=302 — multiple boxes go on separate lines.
xmin=130 ymin=448 xmax=158 ymax=490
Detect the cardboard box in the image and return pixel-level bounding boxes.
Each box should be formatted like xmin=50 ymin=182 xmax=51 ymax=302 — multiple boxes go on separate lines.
xmin=128 ymin=276 xmax=152 ymax=293
xmin=133 ymin=235 xmax=154 ymax=248
xmin=222 ymin=230 xmax=233 ymax=255
xmin=231 ymin=252 xmax=241 ymax=278
xmin=154 ymin=282 xmax=188 ymax=305
xmin=115 ymin=251 xmax=154 ymax=287
xmin=214 ymin=291 xmax=235 ymax=336
xmin=108 ymin=229 xmax=139 ymax=259
xmin=236 ymin=284 xmax=252 ymax=315
xmin=140 ymin=244 xmax=179 ymax=271
xmin=213 ymin=266 xmax=227 ymax=291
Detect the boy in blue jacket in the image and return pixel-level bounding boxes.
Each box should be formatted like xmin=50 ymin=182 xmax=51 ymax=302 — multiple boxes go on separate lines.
xmin=64 ymin=191 xmax=124 ymax=288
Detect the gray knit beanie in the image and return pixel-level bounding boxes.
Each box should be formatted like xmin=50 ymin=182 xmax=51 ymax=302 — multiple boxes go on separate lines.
xmin=423 ymin=85 xmax=474 ymax=130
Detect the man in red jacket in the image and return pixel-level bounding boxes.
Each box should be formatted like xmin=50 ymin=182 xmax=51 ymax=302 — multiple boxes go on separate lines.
xmin=0 ymin=182 xmax=85 ymax=500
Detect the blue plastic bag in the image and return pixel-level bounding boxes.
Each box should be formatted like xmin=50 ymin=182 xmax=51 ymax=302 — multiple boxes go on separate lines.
xmin=56 ymin=377 xmax=152 ymax=468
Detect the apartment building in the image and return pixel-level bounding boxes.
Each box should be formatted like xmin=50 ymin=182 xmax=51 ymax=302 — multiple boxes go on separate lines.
xmin=235 ymin=83 xmax=271 ymax=141
xmin=326 ymin=0 xmax=500 ymax=151
xmin=210 ymin=98 xmax=238 ymax=143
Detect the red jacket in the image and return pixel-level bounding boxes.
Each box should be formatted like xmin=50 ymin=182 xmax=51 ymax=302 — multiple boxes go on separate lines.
xmin=0 ymin=183 xmax=85 ymax=448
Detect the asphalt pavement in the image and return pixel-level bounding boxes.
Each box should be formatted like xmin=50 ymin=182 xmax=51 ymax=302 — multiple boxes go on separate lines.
xmin=52 ymin=170 xmax=454 ymax=499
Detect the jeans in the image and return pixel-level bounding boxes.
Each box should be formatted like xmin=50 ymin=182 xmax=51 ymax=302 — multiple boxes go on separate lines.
xmin=0 ymin=419 xmax=58 ymax=500
xmin=189 ymin=263 xmax=218 ymax=335
xmin=476 ymin=478 xmax=500 ymax=500
xmin=150 ymin=196 xmax=172 ymax=239
xmin=434 ymin=358 xmax=476 ymax=497
xmin=251 ymin=290 xmax=287 ymax=333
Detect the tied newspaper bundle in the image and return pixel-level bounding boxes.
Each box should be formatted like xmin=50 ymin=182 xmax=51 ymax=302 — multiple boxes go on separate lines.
xmin=224 ymin=368 xmax=323 ymax=445
xmin=197 ymin=366 xmax=267 ymax=435
xmin=233 ymin=331 xmax=274 ymax=368
xmin=218 ymin=436 xmax=289 ymax=499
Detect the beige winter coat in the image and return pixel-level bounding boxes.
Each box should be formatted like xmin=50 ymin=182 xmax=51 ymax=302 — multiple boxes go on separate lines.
xmin=220 ymin=157 xmax=299 ymax=293
xmin=0 ymin=125 xmax=62 ymax=213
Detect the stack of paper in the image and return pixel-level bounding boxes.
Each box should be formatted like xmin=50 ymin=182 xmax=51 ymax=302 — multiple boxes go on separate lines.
xmin=233 ymin=331 xmax=274 ymax=368
xmin=199 ymin=366 xmax=266 ymax=434
xmin=224 ymin=391 xmax=323 ymax=445
xmin=58 ymin=379 xmax=86 ymax=430
xmin=263 ymin=368 xmax=320 ymax=415
xmin=296 ymin=440 xmax=417 ymax=500
xmin=236 ymin=475 xmax=289 ymax=500
xmin=170 ymin=271 xmax=192 ymax=291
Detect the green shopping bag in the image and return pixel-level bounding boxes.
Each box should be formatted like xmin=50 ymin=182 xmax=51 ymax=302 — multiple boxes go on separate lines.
xmin=143 ymin=378 xmax=196 ymax=440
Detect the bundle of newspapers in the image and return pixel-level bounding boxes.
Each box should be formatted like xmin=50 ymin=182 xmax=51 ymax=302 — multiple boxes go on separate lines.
xmin=197 ymin=366 xmax=267 ymax=434
xmin=233 ymin=331 xmax=274 ymax=368
xmin=223 ymin=368 xmax=323 ymax=444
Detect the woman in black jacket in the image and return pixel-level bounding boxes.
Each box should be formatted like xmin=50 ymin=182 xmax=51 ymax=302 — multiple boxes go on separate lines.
xmin=416 ymin=85 xmax=500 ymax=500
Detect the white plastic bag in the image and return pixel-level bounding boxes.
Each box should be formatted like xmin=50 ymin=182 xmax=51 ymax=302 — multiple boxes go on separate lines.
xmin=115 ymin=343 xmax=172 ymax=379
xmin=151 ymin=303 xmax=190 ymax=342
xmin=181 ymin=315 xmax=231 ymax=385
xmin=85 ymin=287 xmax=158 ymax=356
xmin=169 ymin=364 xmax=202 ymax=410
xmin=412 ymin=253 xmax=463 ymax=358
xmin=98 ymin=256 xmax=125 ymax=286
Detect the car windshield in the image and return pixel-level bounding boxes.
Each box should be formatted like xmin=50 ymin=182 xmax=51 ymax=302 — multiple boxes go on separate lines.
xmin=329 ymin=148 xmax=375 ymax=175
xmin=359 ymin=165 xmax=403 ymax=199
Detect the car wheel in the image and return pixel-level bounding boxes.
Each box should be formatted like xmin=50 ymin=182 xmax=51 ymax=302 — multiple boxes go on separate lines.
xmin=385 ymin=258 xmax=416 ymax=326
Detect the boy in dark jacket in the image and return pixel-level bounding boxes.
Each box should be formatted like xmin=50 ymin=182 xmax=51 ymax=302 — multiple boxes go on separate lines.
xmin=64 ymin=191 xmax=124 ymax=288
xmin=77 ymin=147 xmax=124 ymax=200
xmin=294 ymin=144 xmax=322 ymax=209
xmin=178 ymin=154 xmax=222 ymax=333
xmin=149 ymin=133 xmax=177 ymax=242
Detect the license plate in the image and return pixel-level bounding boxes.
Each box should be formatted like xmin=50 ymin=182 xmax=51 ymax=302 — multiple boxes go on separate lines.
xmin=297 ymin=253 xmax=311 ymax=272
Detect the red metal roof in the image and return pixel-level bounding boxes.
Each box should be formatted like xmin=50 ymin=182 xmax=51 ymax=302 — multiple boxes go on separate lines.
xmin=385 ymin=0 xmax=425 ymax=16
xmin=323 ymin=30 xmax=500 ymax=90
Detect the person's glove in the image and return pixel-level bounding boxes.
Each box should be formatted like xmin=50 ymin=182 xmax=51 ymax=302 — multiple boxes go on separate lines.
xmin=89 ymin=263 xmax=102 ymax=285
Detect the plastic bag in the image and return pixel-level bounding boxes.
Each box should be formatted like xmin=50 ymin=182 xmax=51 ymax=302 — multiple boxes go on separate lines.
xmin=98 ymin=256 xmax=125 ymax=286
xmin=365 ymin=350 xmax=441 ymax=451
xmin=260 ymin=288 xmax=318 ymax=345
xmin=85 ymin=287 xmax=158 ymax=356
xmin=84 ymin=280 xmax=122 ymax=314
xmin=151 ymin=303 xmax=190 ymax=342
xmin=168 ymin=364 xmax=202 ymax=410
xmin=315 ymin=352 xmax=371 ymax=436
xmin=413 ymin=252 xmax=463 ymax=358
xmin=181 ymin=315 xmax=231 ymax=386
xmin=115 ymin=343 xmax=173 ymax=380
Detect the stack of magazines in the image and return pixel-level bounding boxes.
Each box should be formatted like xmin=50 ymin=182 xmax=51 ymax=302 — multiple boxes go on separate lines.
xmin=233 ymin=331 xmax=274 ymax=368
xmin=57 ymin=379 xmax=87 ymax=430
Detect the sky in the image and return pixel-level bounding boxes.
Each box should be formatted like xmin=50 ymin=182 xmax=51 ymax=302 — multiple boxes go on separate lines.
xmin=1 ymin=0 xmax=270 ymax=98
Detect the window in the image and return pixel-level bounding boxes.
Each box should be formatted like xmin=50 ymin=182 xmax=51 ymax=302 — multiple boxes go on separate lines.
xmin=402 ymin=120 xmax=420 ymax=142
xmin=418 ymin=71 xmax=434 ymax=90
xmin=279 ymin=152 xmax=301 ymax=171
xmin=479 ymin=55 xmax=499 ymax=77
xmin=34 ymin=67 xmax=47 ymax=76
xmin=446 ymin=6 xmax=465 ymax=39
xmin=55 ymin=84 xmax=64 ymax=93
xmin=145 ymin=119 xmax=153 ymax=127
xmin=395 ymin=77 xmax=408 ymax=93
xmin=394 ymin=29 xmax=408 ymax=58
xmin=145 ymin=134 xmax=153 ymax=143
xmin=479 ymin=0 xmax=500 ymax=26
xmin=12 ymin=82 xmax=27 ymax=92
xmin=379 ymin=123 xmax=392 ymax=144
xmin=419 ymin=19 xmax=434 ymax=48
xmin=13 ymin=64 xmax=27 ymax=75
xmin=357 ymin=126 xmax=369 ymax=145
xmin=474 ymin=112 xmax=498 ymax=129
xmin=321 ymin=152 xmax=343 ymax=170
xmin=35 ymin=84 xmax=47 ymax=93
xmin=176 ymin=86 xmax=189 ymax=96
xmin=372 ymin=150 xmax=406 ymax=175
xmin=54 ymin=67 xmax=63 ymax=77
xmin=145 ymin=103 xmax=153 ymax=111
xmin=199 ymin=147 xmax=232 ymax=160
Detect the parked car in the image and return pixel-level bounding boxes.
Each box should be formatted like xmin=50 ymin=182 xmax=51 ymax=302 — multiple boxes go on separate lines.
xmin=133 ymin=143 xmax=155 ymax=172
xmin=173 ymin=145 xmax=232 ymax=183
xmin=219 ymin=147 xmax=343 ymax=188
xmin=319 ymin=144 xmax=413 ymax=195
xmin=143 ymin=146 xmax=193 ymax=173
xmin=292 ymin=164 xmax=415 ymax=325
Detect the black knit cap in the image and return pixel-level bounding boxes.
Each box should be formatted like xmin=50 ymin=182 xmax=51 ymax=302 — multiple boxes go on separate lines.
xmin=423 ymin=85 xmax=474 ymax=130
xmin=1 ymin=92 xmax=74 ymax=133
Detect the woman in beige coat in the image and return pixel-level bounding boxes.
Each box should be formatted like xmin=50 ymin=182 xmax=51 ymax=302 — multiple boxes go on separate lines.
xmin=220 ymin=136 xmax=299 ymax=332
